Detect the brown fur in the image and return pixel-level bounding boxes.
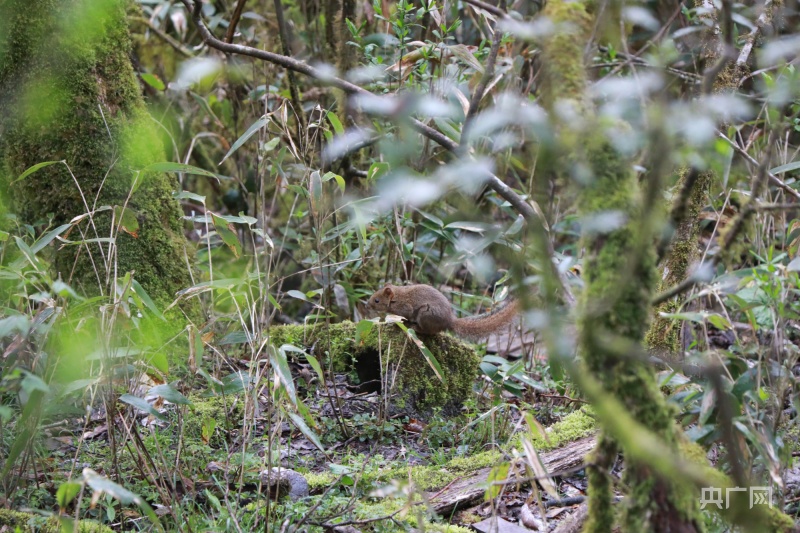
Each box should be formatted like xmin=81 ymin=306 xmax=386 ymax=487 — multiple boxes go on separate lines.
xmin=365 ymin=283 xmax=518 ymax=339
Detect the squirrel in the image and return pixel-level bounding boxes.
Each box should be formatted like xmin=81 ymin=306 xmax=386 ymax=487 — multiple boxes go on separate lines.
xmin=365 ymin=283 xmax=519 ymax=340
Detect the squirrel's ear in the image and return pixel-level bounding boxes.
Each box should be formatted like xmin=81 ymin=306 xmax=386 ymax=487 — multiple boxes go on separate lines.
xmin=382 ymin=286 xmax=394 ymax=298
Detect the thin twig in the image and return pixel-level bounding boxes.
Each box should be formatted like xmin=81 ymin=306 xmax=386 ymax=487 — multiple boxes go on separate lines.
xmin=460 ymin=8 xmax=505 ymax=153
xmin=225 ymin=0 xmax=249 ymax=43
xmin=717 ymin=132 xmax=800 ymax=200
xmin=130 ymin=16 xmax=194 ymax=58
xmin=272 ymin=0 xmax=306 ymax=129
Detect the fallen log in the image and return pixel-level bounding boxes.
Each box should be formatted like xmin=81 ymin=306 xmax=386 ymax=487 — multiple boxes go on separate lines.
xmin=428 ymin=435 xmax=597 ymax=515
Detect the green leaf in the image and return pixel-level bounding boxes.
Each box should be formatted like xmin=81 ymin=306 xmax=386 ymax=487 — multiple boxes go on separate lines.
xmin=262 ymin=137 xmax=281 ymax=153
xmin=0 ymin=315 xmax=31 ymax=338
xmin=15 ymin=237 xmax=43 ymax=271
xmin=270 ymin=345 xmax=298 ymax=406
xmin=355 ymin=319 xmax=375 ymax=345
xmin=446 ymin=44 xmax=484 ymax=73
xmin=706 ymin=313 xmax=732 ymax=330
xmin=119 ymin=393 xmax=167 ymax=421
xmin=286 ymin=290 xmax=311 ymax=302
xmin=345 ymin=18 xmax=358 ymax=38
xmin=480 ymin=362 xmax=498 ymax=380
xmin=141 ymin=73 xmax=165 ymax=91
xmin=32 ymin=224 xmax=72 ymax=254
xmin=327 ymin=111 xmax=345 ymax=135
xmin=114 ymin=206 xmax=140 ymax=238
xmin=217 ymin=372 xmax=251 ymax=395
xmin=174 ymin=190 xmax=207 ymax=204
xmin=309 ymin=170 xmax=323 ymax=212
xmin=149 ymin=383 xmax=192 ymax=405
xmin=404 ymin=327 xmax=445 ymax=382
xmin=485 ymin=463 xmax=509 ymax=500
xmin=219 ymin=331 xmax=254 ymax=345
xmin=12 ymin=160 xmax=62 ymax=184
xmin=770 ymin=161 xmax=800 ymax=174
xmin=83 ymin=469 xmax=164 ymax=531
xmin=287 ymin=411 xmax=325 ymax=452
xmin=367 ymin=161 xmax=390 ymax=182
xmin=21 ymin=372 xmax=49 ymax=395
xmin=322 ymin=171 xmax=346 ymax=193
xmin=433 ymin=117 xmax=461 ymax=142
xmin=220 ymin=116 xmax=269 ymax=164
xmin=143 ymin=162 xmax=231 ymax=182
xmin=482 ymin=355 xmax=508 ymax=365
xmin=201 ymin=417 xmax=217 ymax=444
xmin=146 ymin=352 xmax=169 ymax=375
xmin=252 ymin=228 xmax=274 ymax=250
xmin=304 ymin=354 xmax=325 ymax=382
xmin=131 ymin=280 xmax=165 ymax=320
xmin=211 ymin=213 xmax=242 ymax=258
xmin=56 ymin=482 xmax=82 ymax=509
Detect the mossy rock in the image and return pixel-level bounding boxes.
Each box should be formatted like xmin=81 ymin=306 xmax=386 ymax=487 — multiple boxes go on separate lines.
xmin=0 ymin=509 xmax=113 ymax=533
xmin=268 ymin=321 xmax=480 ymax=415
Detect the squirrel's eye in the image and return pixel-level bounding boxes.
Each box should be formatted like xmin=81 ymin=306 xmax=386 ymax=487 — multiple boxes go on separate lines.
xmin=375 ymin=299 xmax=380 ymax=303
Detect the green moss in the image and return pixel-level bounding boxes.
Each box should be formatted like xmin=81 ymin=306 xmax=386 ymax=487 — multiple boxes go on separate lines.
xmin=446 ymin=450 xmax=504 ymax=473
xmin=182 ymin=393 xmax=245 ymax=449
xmin=539 ymin=1 xmax=592 ymax=114
xmin=584 ymin=434 xmax=616 ymax=533
xmin=305 ymin=471 xmax=338 ymax=490
xmin=308 ymin=409 xmax=595 ymax=496
xmin=0 ymin=0 xmax=195 ymax=309
xmin=349 ymin=499 xmax=474 ymax=533
xmin=506 ymin=406 xmax=596 ymax=452
xmin=0 ymin=509 xmax=113 ymax=533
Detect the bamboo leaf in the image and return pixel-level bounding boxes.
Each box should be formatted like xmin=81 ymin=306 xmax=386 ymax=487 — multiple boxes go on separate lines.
xmin=220 ymin=116 xmax=269 ymax=164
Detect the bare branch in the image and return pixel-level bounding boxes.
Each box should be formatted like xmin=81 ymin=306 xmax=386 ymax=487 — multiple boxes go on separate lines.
xmin=736 ymin=0 xmax=775 ymax=73
xmin=461 ymin=0 xmax=507 ymax=18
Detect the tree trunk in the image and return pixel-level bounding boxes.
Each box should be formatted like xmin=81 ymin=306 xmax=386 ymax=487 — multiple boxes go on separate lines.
xmin=539 ymin=1 xmax=702 ymax=530
xmin=0 ymin=0 xmax=194 ymax=307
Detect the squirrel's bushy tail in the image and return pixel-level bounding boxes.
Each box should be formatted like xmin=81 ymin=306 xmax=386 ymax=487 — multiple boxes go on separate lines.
xmin=452 ymin=299 xmax=520 ymax=341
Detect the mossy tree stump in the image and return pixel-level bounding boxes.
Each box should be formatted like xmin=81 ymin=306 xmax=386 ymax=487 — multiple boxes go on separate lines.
xmin=268 ymin=321 xmax=481 ymax=415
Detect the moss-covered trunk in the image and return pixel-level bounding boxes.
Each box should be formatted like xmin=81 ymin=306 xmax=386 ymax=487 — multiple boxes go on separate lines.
xmin=577 ymin=139 xmax=701 ymax=532
xmin=0 ymin=0 xmax=193 ymax=306
xmin=645 ymin=0 xmax=734 ymax=361
xmin=539 ymin=1 xmax=702 ymax=530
